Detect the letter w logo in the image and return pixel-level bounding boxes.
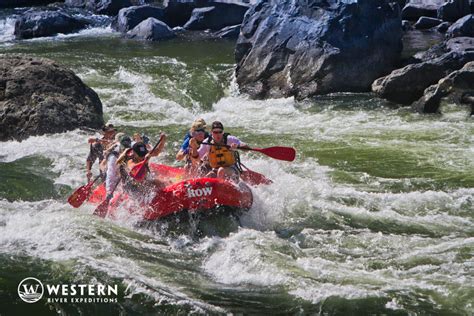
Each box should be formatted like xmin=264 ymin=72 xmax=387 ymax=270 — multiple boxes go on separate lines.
xmin=21 ymin=284 xmax=40 ymax=294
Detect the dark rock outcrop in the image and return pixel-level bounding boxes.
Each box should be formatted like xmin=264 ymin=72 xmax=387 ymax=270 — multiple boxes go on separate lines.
xmin=447 ymin=14 xmax=474 ymax=37
xmin=65 ymin=0 xmax=132 ymax=16
xmin=436 ymin=21 xmax=452 ymax=32
xmin=402 ymin=20 xmax=412 ymax=31
xmin=214 ymin=24 xmax=240 ymax=39
xmin=0 ymin=0 xmax=60 ymax=8
xmin=437 ymin=0 xmax=470 ymax=22
xmin=393 ymin=0 xmax=407 ymax=9
xmin=414 ymin=16 xmax=443 ymax=29
xmin=163 ymin=0 xmax=252 ymax=27
xmin=0 ymin=56 xmax=103 ymax=141
xmin=127 ymin=17 xmax=175 ymax=41
xmin=116 ymin=5 xmax=166 ymax=33
xmin=14 ymin=10 xmax=88 ymax=40
xmin=183 ymin=4 xmax=248 ymax=30
xmin=414 ymin=61 xmax=474 ymax=113
xmin=412 ymin=36 xmax=474 ymax=61
xmin=235 ymin=0 xmax=403 ymax=100
xmin=402 ymin=0 xmax=443 ymax=20
xmin=162 ymin=0 xmax=198 ymax=27
xmin=372 ymin=37 xmax=474 ymax=104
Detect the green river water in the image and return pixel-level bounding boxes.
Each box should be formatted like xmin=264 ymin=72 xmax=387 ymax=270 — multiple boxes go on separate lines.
xmin=0 ymin=19 xmax=473 ymax=316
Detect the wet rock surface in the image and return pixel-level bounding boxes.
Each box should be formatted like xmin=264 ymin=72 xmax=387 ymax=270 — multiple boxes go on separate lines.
xmin=235 ymin=0 xmax=403 ymax=100
xmin=0 ymin=56 xmax=103 ymax=141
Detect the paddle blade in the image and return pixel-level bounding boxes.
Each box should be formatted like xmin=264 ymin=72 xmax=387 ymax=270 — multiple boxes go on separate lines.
xmin=241 ymin=170 xmax=272 ymax=185
xmin=253 ymin=146 xmax=296 ymax=161
xmin=67 ymin=183 xmax=93 ymax=208
xmin=129 ymin=161 xmax=147 ymax=181
xmin=93 ymin=200 xmax=109 ymax=218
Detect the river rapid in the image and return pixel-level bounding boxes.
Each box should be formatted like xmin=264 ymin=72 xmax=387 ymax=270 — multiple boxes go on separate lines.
xmin=0 ymin=11 xmax=473 ymax=315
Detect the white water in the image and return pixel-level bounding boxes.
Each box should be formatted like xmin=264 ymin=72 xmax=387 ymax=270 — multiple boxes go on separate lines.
xmin=0 ymin=17 xmax=15 ymax=43
xmin=0 ymin=27 xmax=473 ymax=314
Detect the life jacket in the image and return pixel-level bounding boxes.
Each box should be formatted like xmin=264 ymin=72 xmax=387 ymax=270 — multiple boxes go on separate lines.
xmin=207 ymin=133 xmax=236 ymax=169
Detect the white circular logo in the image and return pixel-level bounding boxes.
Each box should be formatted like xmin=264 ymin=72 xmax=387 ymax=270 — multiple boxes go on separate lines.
xmin=17 ymin=277 xmax=44 ymax=303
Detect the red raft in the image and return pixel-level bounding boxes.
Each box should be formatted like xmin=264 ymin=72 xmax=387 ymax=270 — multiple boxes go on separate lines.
xmin=88 ymin=163 xmax=253 ymax=220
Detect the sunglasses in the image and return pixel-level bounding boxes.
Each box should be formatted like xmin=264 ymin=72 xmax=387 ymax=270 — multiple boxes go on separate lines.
xmin=194 ymin=129 xmax=206 ymax=133
xmin=212 ymin=130 xmax=223 ymax=134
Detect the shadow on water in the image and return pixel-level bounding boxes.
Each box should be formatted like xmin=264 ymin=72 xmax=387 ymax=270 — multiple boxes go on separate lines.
xmin=137 ymin=206 xmax=244 ymax=239
xmin=0 ymin=156 xmax=68 ymax=202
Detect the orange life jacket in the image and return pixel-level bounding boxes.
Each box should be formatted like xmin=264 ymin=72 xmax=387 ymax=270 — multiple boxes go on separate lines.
xmin=207 ymin=133 xmax=236 ymax=169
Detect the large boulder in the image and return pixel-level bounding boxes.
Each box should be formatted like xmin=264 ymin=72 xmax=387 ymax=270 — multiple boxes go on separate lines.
xmin=0 ymin=0 xmax=60 ymax=8
xmin=163 ymin=0 xmax=201 ymax=27
xmin=372 ymin=37 xmax=474 ymax=104
xmin=0 ymin=56 xmax=103 ymax=141
xmin=115 ymin=5 xmax=166 ymax=33
xmin=447 ymin=14 xmax=474 ymax=37
xmin=402 ymin=0 xmax=444 ymax=20
xmin=437 ymin=0 xmax=471 ymax=22
xmin=14 ymin=10 xmax=88 ymax=40
xmin=436 ymin=21 xmax=452 ymax=32
xmin=235 ymin=0 xmax=403 ymax=100
xmin=163 ymin=0 xmax=252 ymax=27
xmin=65 ymin=0 xmax=132 ymax=16
xmin=183 ymin=4 xmax=248 ymax=30
xmin=412 ymin=36 xmax=474 ymax=61
xmin=414 ymin=61 xmax=474 ymax=113
xmin=214 ymin=24 xmax=240 ymax=39
xmin=127 ymin=17 xmax=175 ymax=41
xmin=414 ymin=16 xmax=443 ymax=29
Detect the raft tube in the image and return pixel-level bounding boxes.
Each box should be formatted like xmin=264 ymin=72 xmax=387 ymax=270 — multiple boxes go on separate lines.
xmin=88 ymin=163 xmax=253 ymax=220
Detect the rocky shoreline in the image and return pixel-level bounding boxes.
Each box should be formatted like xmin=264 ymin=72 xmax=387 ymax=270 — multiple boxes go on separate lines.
xmin=1 ymin=0 xmax=473 ymax=140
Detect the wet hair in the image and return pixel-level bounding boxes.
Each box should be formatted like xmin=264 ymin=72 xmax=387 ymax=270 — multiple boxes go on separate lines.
xmin=120 ymin=136 xmax=132 ymax=149
xmin=102 ymin=123 xmax=116 ymax=132
xmin=132 ymin=142 xmax=148 ymax=157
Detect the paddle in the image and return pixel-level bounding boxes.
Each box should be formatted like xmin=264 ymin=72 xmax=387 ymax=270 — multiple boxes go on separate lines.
xmin=129 ymin=134 xmax=165 ymax=182
xmin=201 ymin=143 xmax=296 ymax=162
xmin=239 ymin=146 xmax=296 ymax=162
xmin=67 ymin=175 xmax=101 ymax=208
xmin=93 ymin=179 xmax=120 ymax=218
xmin=239 ymin=163 xmax=272 ymax=185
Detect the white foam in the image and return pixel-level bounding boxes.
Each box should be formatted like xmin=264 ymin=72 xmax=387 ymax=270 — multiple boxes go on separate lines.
xmin=0 ymin=130 xmax=98 ymax=186
xmin=0 ymin=17 xmax=16 ymax=43
xmin=202 ymin=229 xmax=293 ymax=286
xmin=98 ymin=67 xmax=195 ymax=126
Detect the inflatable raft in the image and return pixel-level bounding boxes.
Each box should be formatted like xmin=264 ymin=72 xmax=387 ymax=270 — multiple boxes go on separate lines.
xmin=87 ymin=163 xmax=253 ymax=220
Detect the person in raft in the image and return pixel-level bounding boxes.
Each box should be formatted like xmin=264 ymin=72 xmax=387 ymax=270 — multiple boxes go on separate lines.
xmin=86 ymin=123 xmax=117 ymax=182
xmin=176 ymin=118 xmax=209 ymax=176
xmin=117 ymin=133 xmax=167 ymax=201
xmin=101 ymin=133 xmax=132 ymax=201
xmin=132 ymin=132 xmax=152 ymax=151
xmin=197 ymin=121 xmax=250 ymax=181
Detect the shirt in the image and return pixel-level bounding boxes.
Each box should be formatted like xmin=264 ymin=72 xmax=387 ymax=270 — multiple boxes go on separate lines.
xmin=86 ymin=142 xmax=104 ymax=163
xmin=180 ymin=132 xmax=192 ymax=154
xmin=105 ymin=145 xmax=120 ymax=195
xmin=180 ymin=131 xmax=210 ymax=154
